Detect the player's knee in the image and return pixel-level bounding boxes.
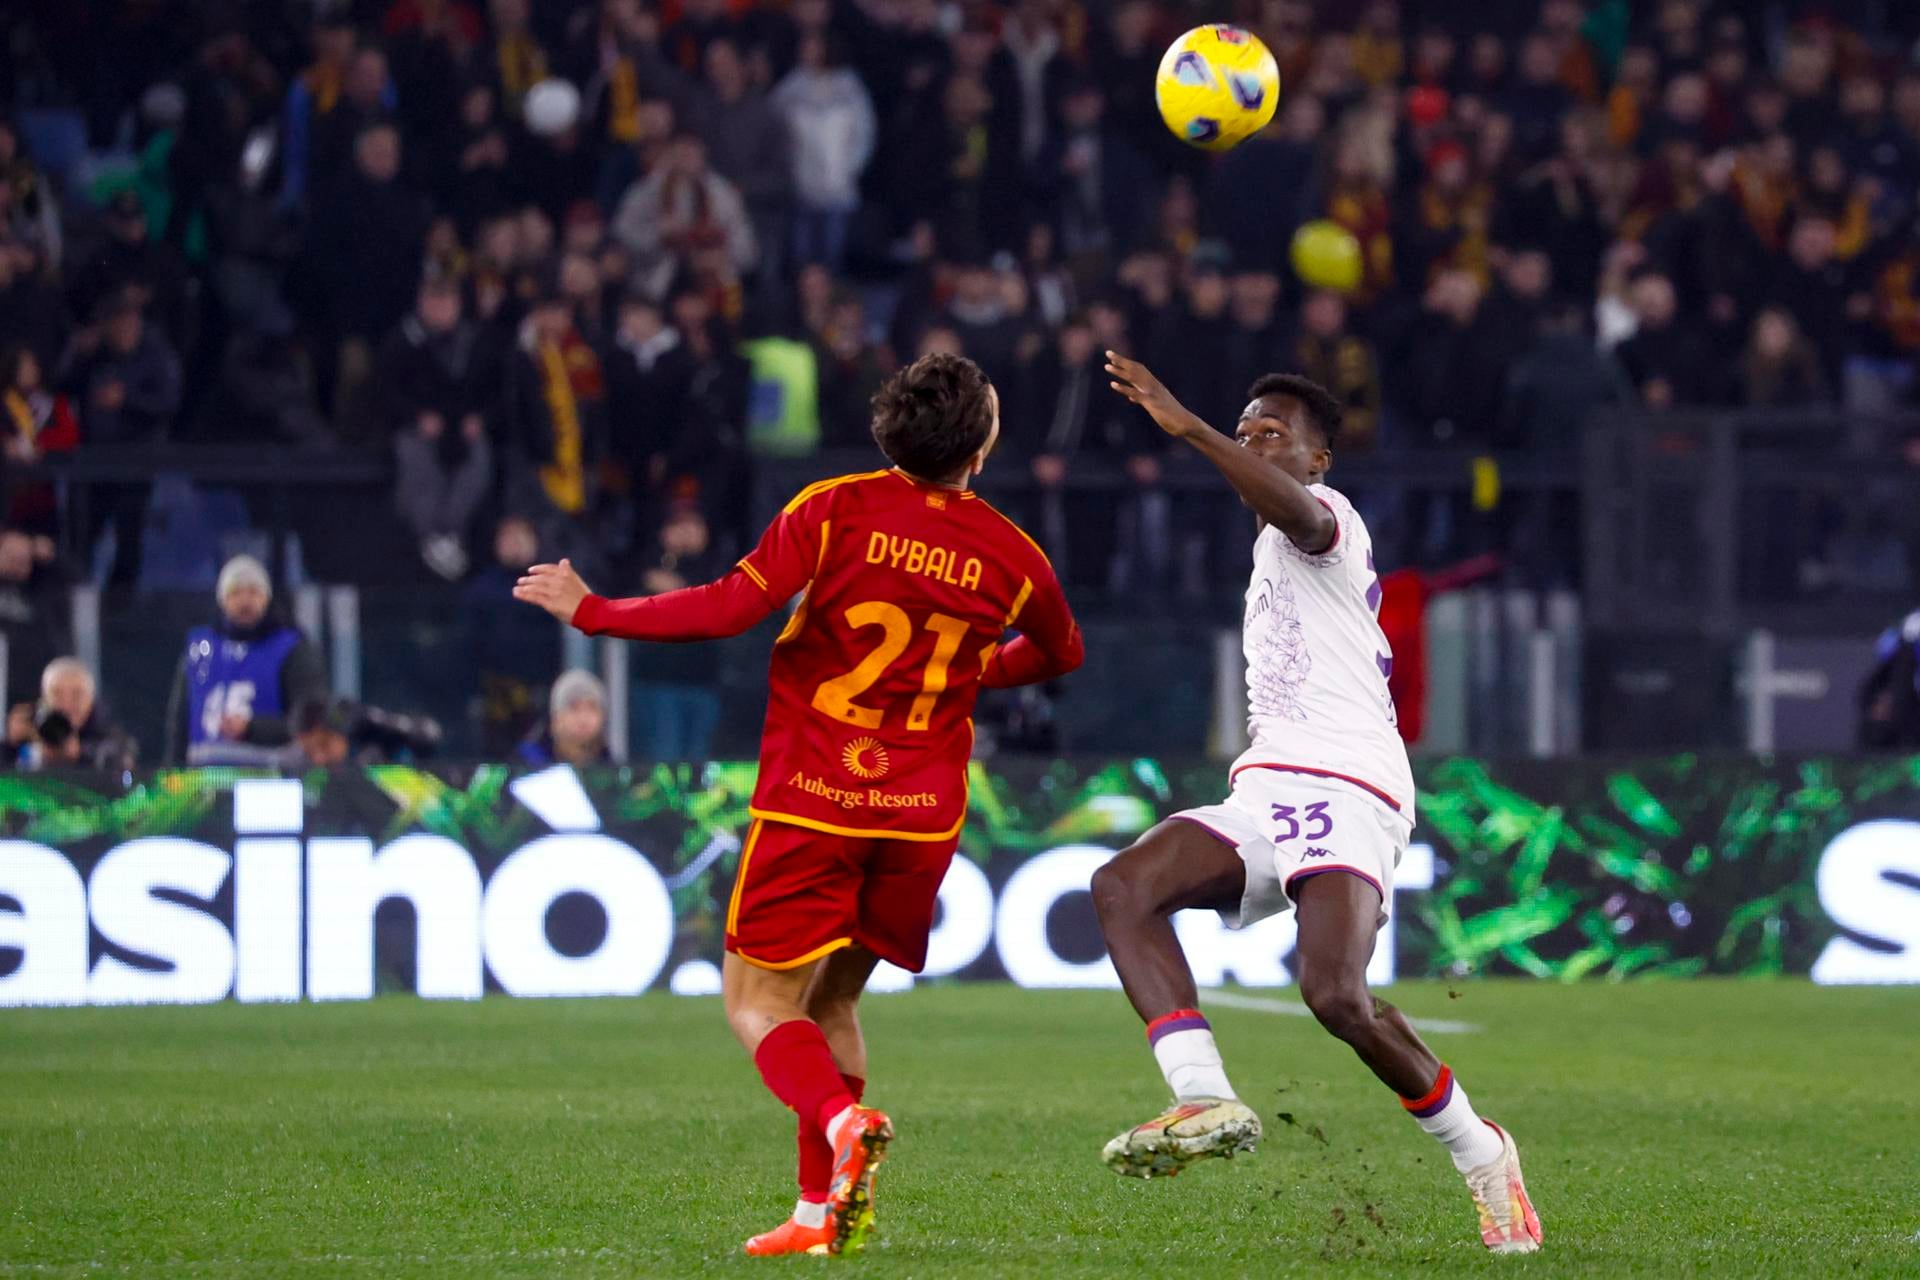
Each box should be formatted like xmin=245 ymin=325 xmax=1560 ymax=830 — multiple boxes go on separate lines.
xmin=1090 ymin=859 xmax=1142 ymax=925
xmin=1301 ymin=976 xmax=1373 ymax=1043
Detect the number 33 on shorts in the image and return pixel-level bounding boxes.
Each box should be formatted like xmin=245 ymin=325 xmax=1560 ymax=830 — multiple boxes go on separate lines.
xmin=1269 ymin=801 xmax=1333 ymax=844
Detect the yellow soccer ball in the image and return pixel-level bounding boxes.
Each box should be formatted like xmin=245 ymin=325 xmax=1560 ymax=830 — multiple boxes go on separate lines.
xmin=1154 ymin=25 xmax=1281 ymax=152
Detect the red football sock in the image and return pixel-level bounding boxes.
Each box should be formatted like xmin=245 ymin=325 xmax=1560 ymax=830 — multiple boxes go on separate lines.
xmin=796 ymin=1072 xmax=866 ymax=1200
xmin=755 ymin=1020 xmax=857 ymax=1142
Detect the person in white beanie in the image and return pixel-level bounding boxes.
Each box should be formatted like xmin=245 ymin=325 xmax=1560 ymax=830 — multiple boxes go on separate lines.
xmin=516 ymin=668 xmax=612 ymax=767
xmin=163 ymin=555 xmax=328 ymax=763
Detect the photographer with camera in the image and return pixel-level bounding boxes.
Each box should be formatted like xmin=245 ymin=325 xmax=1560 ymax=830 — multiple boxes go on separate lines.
xmin=7 ymin=657 xmax=135 ymax=771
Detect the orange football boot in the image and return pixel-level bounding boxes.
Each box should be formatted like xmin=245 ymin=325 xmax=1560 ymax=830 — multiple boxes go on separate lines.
xmin=743 ymin=1214 xmax=833 ymax=1257
xmin=826 ymin=1106 xmax=894 ymax=1256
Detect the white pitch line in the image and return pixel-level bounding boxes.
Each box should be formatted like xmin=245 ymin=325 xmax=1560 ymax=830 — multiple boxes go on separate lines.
xmin=1204 ymin=990 xmax=1481 ymax=1034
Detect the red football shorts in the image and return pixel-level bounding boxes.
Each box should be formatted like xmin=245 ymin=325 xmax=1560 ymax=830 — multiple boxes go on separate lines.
xmin=725 ymin=819 xmax=960 ymax=973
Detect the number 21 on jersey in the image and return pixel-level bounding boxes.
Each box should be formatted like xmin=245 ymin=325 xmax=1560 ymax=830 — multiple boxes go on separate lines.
xmin=813 ymin=601 xmax=970 ymax=732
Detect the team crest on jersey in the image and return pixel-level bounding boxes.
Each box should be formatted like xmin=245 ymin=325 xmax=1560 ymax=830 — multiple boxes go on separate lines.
xmin=1171 ymin=51 xmax=1214 ymax=88
xmin=926 ymin=492 xmax=948 ymax=510
xmin=842 ymin=736 xmax=891 ymax=780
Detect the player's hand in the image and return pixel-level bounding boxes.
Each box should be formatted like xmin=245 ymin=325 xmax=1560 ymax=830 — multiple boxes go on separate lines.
xmin=515 ymin=558 xmax=592 ymax=624
xmin=220 ymin=713 xmax=251 ymax=741
xmin=1105 ymin=351 xmax=1203 ymax=440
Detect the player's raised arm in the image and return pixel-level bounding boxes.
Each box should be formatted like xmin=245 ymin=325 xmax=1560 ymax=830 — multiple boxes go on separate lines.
xmin=515 ymin=492 xmax=829 ymax=640
xmin=1105 ymin=351 xmax=1336 ymax=555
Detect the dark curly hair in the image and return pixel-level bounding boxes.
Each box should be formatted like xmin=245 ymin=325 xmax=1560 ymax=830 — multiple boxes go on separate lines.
xmin=870 ymin=353 xmax=997 ymax=482
xmin=1247 ymin=372 xmax=1343 ymax=448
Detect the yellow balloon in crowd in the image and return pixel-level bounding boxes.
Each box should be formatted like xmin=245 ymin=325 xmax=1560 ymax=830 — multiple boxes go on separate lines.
xmin=1290 ymin=220 xmax=1364 ymax=293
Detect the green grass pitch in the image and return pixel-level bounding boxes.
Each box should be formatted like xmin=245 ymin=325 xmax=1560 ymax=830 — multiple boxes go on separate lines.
xmin=3 ymin=981 xmax=1916 ymax=1277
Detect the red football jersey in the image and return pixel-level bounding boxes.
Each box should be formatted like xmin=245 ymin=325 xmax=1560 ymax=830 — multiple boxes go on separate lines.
xmin=573 ymin=468 xmax=1082 ymax=839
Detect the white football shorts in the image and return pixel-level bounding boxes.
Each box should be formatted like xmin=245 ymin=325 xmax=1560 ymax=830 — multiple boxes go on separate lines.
xmin=1169 ymin=767 xmax=1410 ymax=929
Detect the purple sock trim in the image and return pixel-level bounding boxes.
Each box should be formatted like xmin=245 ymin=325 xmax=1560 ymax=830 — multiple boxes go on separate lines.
xmin=1406 ymin=1073 xmax=1456 ymax=1118
xmin=1145 ymin=1010 xmax=1211 ymax=1046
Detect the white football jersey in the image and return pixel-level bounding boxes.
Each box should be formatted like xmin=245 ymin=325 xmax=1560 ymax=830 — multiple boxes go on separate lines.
xmin=1231 ymin=484 xmax=1416 ymax=825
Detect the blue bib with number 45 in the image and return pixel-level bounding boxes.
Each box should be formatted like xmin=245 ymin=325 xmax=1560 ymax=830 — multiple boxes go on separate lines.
xmin=184 ymin=625 xmax=302 ymax=746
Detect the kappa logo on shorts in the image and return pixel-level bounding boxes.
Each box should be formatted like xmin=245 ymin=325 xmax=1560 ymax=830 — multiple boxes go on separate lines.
xmin=841 ymin=736 xmax=892 ymax=781
xmin=1303 ymin=846 xmax=1335 ymax=859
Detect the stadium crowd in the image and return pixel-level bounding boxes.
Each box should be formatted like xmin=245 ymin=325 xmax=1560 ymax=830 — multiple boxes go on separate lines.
xmin=4 ymin=0 xmax=1920 ymax=761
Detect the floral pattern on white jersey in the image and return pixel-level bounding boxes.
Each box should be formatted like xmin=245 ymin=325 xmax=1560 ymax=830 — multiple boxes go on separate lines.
xmin=1245 ymin=568 xmax=1310 ymax=723
xmin=1279 ymin=493 xmax=1350 ymax=569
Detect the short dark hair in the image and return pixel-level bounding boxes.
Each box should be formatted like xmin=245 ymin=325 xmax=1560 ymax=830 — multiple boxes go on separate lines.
xmin=870 ymin=353 xmax=996 ymax=481
xmin=1248 ymin=373 xmax=1342 ymax=448
xmin=293 ymin=696 xmax=354 ymax=737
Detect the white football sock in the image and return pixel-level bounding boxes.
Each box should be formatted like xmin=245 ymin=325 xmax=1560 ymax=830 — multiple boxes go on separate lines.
xmin=1147 ymin=1009 xmax=1238 ymax=1102
xmin=792 ymin=1198 xmax=828 ymax=1228
xmin=1404 ymin=1066 xmax=1504 ymax=1172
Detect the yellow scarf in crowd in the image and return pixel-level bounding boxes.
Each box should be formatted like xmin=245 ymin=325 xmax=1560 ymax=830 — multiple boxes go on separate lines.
xmin=497 ymin=34 xmax=549 ymax=110
xmin=537 ymin=342 xmax=586 ymax=514
xmin=304 ymin=62 xmax=343 ymax=114
xmin=3 ymin=390 xmax=34 ymax=444
xmin=608 ymin=57 xmax=641 ymax=143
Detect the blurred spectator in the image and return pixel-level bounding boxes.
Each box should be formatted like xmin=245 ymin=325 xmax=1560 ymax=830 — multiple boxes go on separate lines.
xmin=462 ymin=515 xmax=558 ymax=755
xmin=1221 ymin=272 xmax=1287 ymax=414
xmin=164 ymin=555 xmax=327 ymax=764
xmin=0 ymin=237 xmax=71 ymax=375
xmin=604 ymin=291 xmax=693 ymax=513
xmin=307 ymin=122 xmax=432 ymax=415
xmin=2 ymin=346 xmax=79 ymax=534
xmin=7 ymin=657 xmax=134 ymax=771
xmin=485 ymin=0 xmax=550 ymax=121
xmin=506 ymin=290 xmax=607 ymax=563
xmin=1396 ymin=268 xmax=1506 ymax=446
xmin=1741 ymin=307 xmax=1830 ymax=408
xmin=167 ymin=28 xmax=280 ymax=253
xmin=613 ymin=134 xmax=757 ymax=301
xmin=1045 ymin=78 xmax=1150 ymax=275
xmin=696 ymin=39 xmax=790 ymax=279
xmin=1290 ymin=290 xmax=1381 ymax=454
xmin=1209 ymin=94 xmax=1322 ymax=278
xmin=67 ymin=191 xmax=189 ymax=349
xmin=431 ymin=80 xmax=515 ymax=235
xmin=1614 ymin=271 xmax=1719 ymax=409
xmin=0 ymin=527 xmax=69 ymax=714
xmin=374 ymin=275 xmax=498 ymax=579
xmin=1766 ymin=216 xmax=1855 ymax=385
xmin=666 ymin=289 xmax=750 ymax=524
xmin=279 ymin=18 xmax=390 ymax=211
xmin=1503 ymin=301 xmax=1632 ymax=451
xmin=518 ymin=667 xmax=612 ymax=766
xmin=513 ymin=79 xmax=601 ymax=223
xmin=628 ymin=501 xmax=723 ymax=761
xmin=807 ymin=286 xmax=890 ymax=448
xmin=770 ymin=31 xmax=875 ymax=272
xmin=56 ymin=295 xmax=181 ymax=585
xmin=57 ymin=296 xmax=182 ymax=444
xmin=0 ymin=117 xmax=61 ymax=269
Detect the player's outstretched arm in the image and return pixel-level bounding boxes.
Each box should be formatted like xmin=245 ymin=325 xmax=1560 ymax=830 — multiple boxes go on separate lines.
xmin=1105 ymin=351 xmax=1334 ymax=554
xmin=515 ymin=558 xmax=779 ymax=640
